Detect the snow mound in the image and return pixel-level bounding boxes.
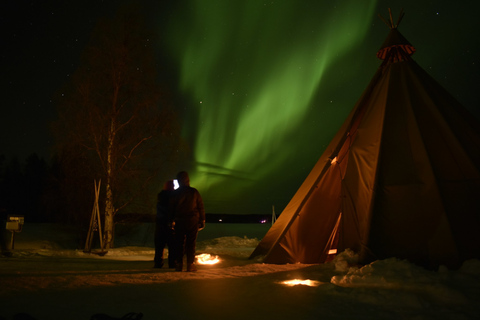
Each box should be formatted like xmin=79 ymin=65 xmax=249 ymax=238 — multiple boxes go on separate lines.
xmin=197 ymin=236 xmax=260 ymax=258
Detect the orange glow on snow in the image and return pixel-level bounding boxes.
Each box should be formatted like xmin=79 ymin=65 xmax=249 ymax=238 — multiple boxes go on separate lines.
xmin=281 ymin=279 xmax=322 ymax=287
xmin=196 ymin=253 xmax=220 ymax=265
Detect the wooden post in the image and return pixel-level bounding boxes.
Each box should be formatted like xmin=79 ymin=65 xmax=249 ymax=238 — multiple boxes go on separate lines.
xmin=84 ymin=179 xmax=105 ymax=254
xmin=272 ymin=205 xmax=277 ymax=225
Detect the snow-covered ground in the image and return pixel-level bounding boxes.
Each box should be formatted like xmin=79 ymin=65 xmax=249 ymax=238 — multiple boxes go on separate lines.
xmin=1 ymin=223 xmax=480 ymax=320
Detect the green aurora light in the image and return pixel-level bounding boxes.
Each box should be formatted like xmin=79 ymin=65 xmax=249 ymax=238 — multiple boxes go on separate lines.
xmin=167 ymin=1 xmax=378 ymax=213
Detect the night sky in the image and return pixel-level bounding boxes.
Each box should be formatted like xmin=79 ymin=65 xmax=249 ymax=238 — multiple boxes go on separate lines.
xmin=2 ymin=1 xmax=479 ymax=214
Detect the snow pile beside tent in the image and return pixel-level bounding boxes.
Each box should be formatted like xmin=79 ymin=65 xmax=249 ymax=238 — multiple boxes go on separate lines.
xmin=198 ymin=236 xmax=260 ymax=258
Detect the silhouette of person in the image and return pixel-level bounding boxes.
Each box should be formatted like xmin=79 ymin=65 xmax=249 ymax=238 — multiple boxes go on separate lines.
xmin=154 ymin=180 xmax=176 ymax=268
xmin=171 ymin=171 xmax=205 ymax=272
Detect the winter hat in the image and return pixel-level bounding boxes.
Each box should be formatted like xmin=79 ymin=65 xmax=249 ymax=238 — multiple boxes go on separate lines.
xmin=176 ymin=171 xmax=190 ymax=186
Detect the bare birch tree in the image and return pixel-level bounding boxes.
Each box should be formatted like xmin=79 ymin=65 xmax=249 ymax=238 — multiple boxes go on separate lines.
xmin=53 ymin=4 xmax=181 ymax=249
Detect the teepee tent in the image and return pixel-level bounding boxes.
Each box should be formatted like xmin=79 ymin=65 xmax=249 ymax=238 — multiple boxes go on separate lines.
xmin=250 ymin=11 xmax=480 ymax=269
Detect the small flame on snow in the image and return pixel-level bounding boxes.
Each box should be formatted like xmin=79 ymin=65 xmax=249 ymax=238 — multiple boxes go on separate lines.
xmin=196 ymin=253 xmax=220 ymax=265
xmin=281 ymin=279 xmax=322 ymax=287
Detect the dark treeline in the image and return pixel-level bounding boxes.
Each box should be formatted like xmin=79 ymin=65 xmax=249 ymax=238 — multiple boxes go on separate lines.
xmin=0 ymin=154 xmax=60 ymax=222
xmin=0 ymin=153 xmax=99 ymax=231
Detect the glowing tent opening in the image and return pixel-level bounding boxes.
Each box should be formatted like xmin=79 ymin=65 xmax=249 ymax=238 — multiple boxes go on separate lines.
xmin=196 ymin=253 xmax=220 ymax=265
xmin=280 ymin=279 xmax=322 ymax=287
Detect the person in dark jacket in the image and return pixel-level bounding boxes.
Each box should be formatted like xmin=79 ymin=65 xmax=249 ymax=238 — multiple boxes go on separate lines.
xmin=154 ymin=180 xmax=176 ymax=268
xmin=171 ymin=171 xmax=205 ymax=272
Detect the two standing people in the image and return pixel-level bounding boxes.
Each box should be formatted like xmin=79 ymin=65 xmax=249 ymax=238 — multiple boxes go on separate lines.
xmin=154 ymin=171 xmax=205 ymax=272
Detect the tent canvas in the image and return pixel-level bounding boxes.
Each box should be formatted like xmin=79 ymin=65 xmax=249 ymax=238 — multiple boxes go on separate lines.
xmin=250 ymin=14 xmax=480 ymax=269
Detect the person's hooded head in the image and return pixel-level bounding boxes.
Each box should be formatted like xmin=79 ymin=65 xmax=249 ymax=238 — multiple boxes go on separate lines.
xmin=163 ymin=180 xmax=175 ymax=191
xmin=176 ymin=171 xmax=190 ymax=187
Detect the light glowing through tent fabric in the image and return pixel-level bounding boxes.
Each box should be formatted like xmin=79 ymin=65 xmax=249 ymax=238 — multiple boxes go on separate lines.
xmin=196 ymin=253 xmax=221 ymax=265
xmin=167 ymin=1 xmax=378 ymax=213
xmin=281 ymin=279 xmax=322 ymax=287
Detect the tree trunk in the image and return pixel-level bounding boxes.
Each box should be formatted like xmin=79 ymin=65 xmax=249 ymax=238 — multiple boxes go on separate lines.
xmin=104 ymin=118 xmax=116 ymax=250
xmin=104 ymin=183 xmax=115 ymax=250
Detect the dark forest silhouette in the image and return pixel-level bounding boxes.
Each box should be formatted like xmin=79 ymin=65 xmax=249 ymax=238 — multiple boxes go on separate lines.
xmin=0 ymin=154 xmax=54 ymax=223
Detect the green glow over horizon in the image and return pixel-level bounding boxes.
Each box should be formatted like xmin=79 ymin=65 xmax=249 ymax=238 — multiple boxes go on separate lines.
xmin=168 ymin=1 xmax=378 ymax=213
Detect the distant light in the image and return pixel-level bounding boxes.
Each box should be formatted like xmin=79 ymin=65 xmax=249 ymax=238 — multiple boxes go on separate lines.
xmin=328 ymin=249 xmax=337 ymax=255
xmin=196 ymin=253 xmax=220 ymax=265
xmin=281 ymin=279 xmax=322 ymax=287
xmin=219 ymin=219 xmax=223 ymax=222
xmin=173 ymin=179 xmax=179 ymax=189
xmin=260 ymin=219 xmax=267 ymax=224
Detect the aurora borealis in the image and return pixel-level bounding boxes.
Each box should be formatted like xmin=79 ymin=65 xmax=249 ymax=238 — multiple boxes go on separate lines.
xmin=167 ymin=1 xmax=379 ymax=213
xmin=3 ymin=1 xmax=479 ymax=216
